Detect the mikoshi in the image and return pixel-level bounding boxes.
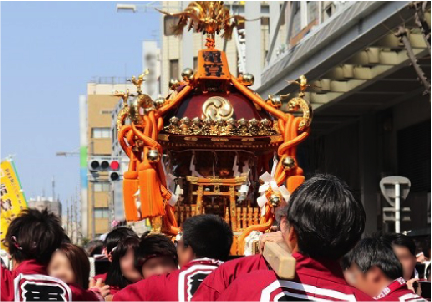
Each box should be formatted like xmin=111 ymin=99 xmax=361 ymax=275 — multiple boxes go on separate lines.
xmin=116 ymin=1 xmax=312 ymax=256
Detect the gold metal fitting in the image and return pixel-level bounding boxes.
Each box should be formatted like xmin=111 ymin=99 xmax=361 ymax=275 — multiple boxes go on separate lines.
xmin=154 ymin=96 xmax=165 ymax=108
xmin=249 ymin=118 xmax=259 ymax=126
xmin=268 ymin=95 xmax=282 ymax=107
xmin=282 ymin=156 xmax=296 ymax=171
xmin=147 ymin=149 xmax=160 ymax=163
xmin=238 ymin=118 xmax=247 ymax=126
xmin=169 ymin=79 xmax=180 ymax=90
xmin=169 ymin=116 xmax=179 ymax=125
xmin=192 ymin=117 xmax=200 ymax=125
xmin=241 ymin=74 xmax=254 ymax=86
xmin=181 ymin=68 xmax=194 ymax=81
xmin=269 ymin=194 xmax=281 ymax=207
xmin=180 ymin=117 xmax=191 ymax=125
xmin=129 ymin=98 xmax=143 ymax=123
xmin=260 ymin=118 xmax=271 ymax=126
xmin=227 ymin=118 xmax=236 ymax=126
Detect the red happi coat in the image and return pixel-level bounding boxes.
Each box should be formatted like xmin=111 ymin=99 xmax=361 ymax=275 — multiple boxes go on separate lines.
xmin=374 ymin=277 xmax=426 ymax=301
xmin=217 ymin=252 xmax=372 ymax=301
xmin=1 ymin=259 xmax=99 ymax=301
xmin=192 ymin=254 xmax=269 ymax=301
xmin=113 ymin=258 xmax=222 ymax=301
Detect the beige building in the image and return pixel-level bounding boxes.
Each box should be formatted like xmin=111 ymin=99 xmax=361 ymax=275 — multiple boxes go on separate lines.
xmin=160 ymin=1 xmax=284 ymax=95
xmin=85 ymin=79 xmax=136 ymax=238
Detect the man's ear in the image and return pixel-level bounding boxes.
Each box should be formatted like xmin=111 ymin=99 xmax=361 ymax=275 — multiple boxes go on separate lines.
xmin=367 ymin=266 xmax=382 ymax=284
xmin=288 ymin=226 xmax=296 ymax=244
xmin=280 ymin=216 xmax=288 ymax=234
xmin=285 ymin=225 xmax=298 ymax=253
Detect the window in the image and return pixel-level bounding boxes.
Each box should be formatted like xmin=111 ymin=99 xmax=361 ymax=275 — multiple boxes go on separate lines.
xmin=93 ymin=182 xmax=111 ymax=192
xmin=193 ymin=57 xmax=198 ymax=70
xmin=169 ymin=59 xmax=179 ymax=79
xmin=164 ymin=15 xmax=179 ymax=36
xmin=94 ymin=207 xmax=109 ymax=218
xmin=92 ymin=128 xmax=111 ymax=139
xmin=100 ymin=109 xmax=112 ymax=115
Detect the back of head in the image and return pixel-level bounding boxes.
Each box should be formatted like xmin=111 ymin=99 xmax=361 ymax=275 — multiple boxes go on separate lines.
xmin=286 ymin=174 xmax=366 ymax=260
xmin=57 ymin=243 xmax=90 ymax=289
xmin=104 ymin=227 xmax=137 ymax=254
xmin=84 ymin=240 xmax=104 ymax=257
xmin=350 ymin=236 xmax=403 ymax=280
xmin=382 ymin=233 xmax=416 ymax=257
xmin=135 ymin=232 xmax=178 ymax=268
xmin=182 ymin=214 xmax=233 ymax=261
xmin=5 ymin=208 xmax=65 ymax=265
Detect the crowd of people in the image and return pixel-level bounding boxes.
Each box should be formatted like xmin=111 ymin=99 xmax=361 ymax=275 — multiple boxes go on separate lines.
xmin=1 ymin=174 xmax=430 ymax=301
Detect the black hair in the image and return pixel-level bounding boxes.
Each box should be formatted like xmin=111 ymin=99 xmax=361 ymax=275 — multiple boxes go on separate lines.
xmin=84 ymin=240 xmax=104 ymax=257
xmin=135 ymin=232 xmax=178 ymax=269
xmin=105 ymin=236 xmax=140 ymax=289
xmin=104 ymin=227 xmax=136 ymax=254
xmin=382 ymin=233 xmax=416 ymax=257
xmin=340 ymin=250 xmax=354 ymax=271
xmin=286 ymin=174 xmax=366 ymax=260
xmin=5 ymin=208 xmax=66 ymax=265
xmin=182 ymin=214 xmax=233 ymax=261
xmin=350 ymin=236 xmax=403 ymax=280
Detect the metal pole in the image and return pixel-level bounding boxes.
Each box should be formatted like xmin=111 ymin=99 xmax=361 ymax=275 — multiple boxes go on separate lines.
xmin=91 ymin=141 xmax=96 ymax=240
xmin=395 ymin=182 xmax=401 ymax=233
xmin=108 ymin=190 xmax=112 ymax=231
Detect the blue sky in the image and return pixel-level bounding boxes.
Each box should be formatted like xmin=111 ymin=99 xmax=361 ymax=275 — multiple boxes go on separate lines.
xmin=1 ymin=1 xmax=160 ymax=209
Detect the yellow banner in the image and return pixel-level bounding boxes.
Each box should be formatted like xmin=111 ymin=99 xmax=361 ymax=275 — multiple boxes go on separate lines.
xmin=1 ymin=160 xmax=27 ymax=250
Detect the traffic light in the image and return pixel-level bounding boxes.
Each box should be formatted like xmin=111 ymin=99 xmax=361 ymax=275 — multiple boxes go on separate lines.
xmin=88 ymin=157 xmax=122 ymax=181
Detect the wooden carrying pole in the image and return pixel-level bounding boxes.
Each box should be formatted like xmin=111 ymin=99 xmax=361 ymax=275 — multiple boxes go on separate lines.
xmin=263 ymin=242 xmax=296 ymax=279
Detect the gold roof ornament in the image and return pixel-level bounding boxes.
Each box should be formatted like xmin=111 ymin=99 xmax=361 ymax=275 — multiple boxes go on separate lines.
xmin=156 ymin=1 xmax=259 ymax=49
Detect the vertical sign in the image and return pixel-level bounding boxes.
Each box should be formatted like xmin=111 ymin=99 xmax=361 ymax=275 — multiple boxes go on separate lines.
xmin=1 ymin=160 xmax=27 ymax=249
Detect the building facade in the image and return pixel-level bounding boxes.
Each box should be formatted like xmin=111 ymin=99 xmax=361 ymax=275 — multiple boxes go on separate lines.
xmin=28 ymin=196 xmax=62 ymax=218
xmin=82 ymin=79 xmax=136 ymax=239
xmin=257 ymin=1 xmax=431 ymax=233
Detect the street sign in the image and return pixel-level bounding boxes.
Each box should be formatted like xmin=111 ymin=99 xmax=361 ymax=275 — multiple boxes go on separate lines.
xmin=380 ymin=176 xmax=411 ymax=233
xmin=380 ymin=176 xmax=411 ymax=207
xmin=382 ymin=207 xmax=411 ymax=222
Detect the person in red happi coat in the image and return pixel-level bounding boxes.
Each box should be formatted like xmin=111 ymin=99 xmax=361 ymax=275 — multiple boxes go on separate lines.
xmin=1 ymin=209 xmax=99 ymax=301
xmin=113 ymin=214 xmax=233 ymax=301
xmin=345 ymin=236 xmax=426 ymax=301
xmin=217 ymin=174 xmax=372 ymax=301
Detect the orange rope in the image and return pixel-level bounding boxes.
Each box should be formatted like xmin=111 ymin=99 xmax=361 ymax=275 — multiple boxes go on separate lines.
xmin=118 ymin=125 xmax=132 ymax=157
xmin=131 ymin=124 xmax=161 ymax=152
xmin=157 ymin=85 xmax=193 ymax=116
xmin=230 ymin=75 xmax=287 ymax=122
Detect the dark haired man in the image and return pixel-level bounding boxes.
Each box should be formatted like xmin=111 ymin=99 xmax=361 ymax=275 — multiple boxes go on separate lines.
xmin=346 ymin=236 xmax=425 ymax=301
xmin=382 ymin=233 xmax=418 ymax=281
xmin=216 ymin=174 xmax=371 ymax=301
xmin=113 ymin=214 xmax=233 ymax=301
xmin=136 ymin=232 xmax=178 ymax=279
xmin=1 ymin=209 xmax=98 ymax=301
xmin=93 ymin=226 xmax=137 ymax=282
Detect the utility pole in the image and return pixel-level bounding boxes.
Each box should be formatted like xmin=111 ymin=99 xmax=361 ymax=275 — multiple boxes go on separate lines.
xmin=52 ymin=176 xmax=56 ymax=202
xmin=91 ymin=141 xmax=96 ymax=240
xmin=66 ymin=198 xmax=70 ymax=236
xmin=75 ymin=187 xmax=79 ymax=244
